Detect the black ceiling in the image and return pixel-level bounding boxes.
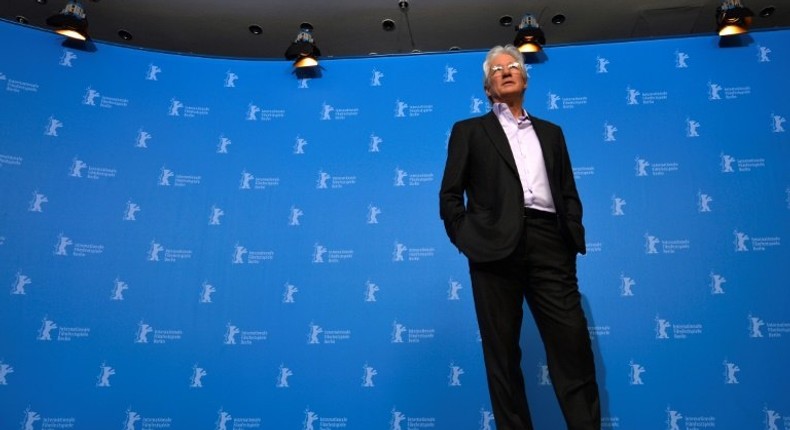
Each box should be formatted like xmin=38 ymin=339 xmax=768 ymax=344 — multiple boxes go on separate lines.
xmin=1 ymin=0 xmax=787 ymax=59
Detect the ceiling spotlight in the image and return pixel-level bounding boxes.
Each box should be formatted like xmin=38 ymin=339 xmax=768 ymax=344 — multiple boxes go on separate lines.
xmin=249 ymin=25 xmax=263 ymax=35
xmin=382 ymin=19 xmax=396 ymax=31
xmin=16 ymin=15 xmax=29 ymax=24
xmin=117 ymin=29 xmax=132 ymax=41
xmin=46 ymin=0 xmax=89 ymax=41
xmin=716 ymin=0 xmax=754 ymax=37
xmin=514 ymin=14 xmax=545 ymax=53
xmin=551 ymin=14 xmax=566 ymax=25
xmin=499 ymin=15 xmax=513 ymax=27
xmin=284 ymin=25 xmax=321 ymax=68
xmin=759 ymin=6 xmax=775 ymax=18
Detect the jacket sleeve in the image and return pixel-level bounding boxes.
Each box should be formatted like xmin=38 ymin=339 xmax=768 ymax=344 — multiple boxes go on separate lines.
xmin=556 ymin=128 xmax=586 ymax=254
xmin=439 ymin=121 xmax=469 ymax=246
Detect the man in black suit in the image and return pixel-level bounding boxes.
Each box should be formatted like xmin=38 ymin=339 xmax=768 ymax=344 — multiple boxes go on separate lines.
xmin=439 ymin=45 xmax=600 ymax=430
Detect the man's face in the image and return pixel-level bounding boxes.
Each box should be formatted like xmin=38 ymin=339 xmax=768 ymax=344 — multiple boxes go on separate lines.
xmin=485 ymin=53 xmax=527 ymax=103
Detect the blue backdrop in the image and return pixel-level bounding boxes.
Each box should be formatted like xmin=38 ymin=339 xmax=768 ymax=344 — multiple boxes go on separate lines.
xmin=1 ymin=22 xmax=788 ymax=430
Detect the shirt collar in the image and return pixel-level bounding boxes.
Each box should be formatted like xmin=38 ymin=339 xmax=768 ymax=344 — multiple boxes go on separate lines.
xmin=492 ymin=102 xmax=529 ymax=124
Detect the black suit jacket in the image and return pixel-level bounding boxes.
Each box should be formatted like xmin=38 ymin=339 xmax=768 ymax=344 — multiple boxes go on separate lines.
xmin=439 ymin=110 xmax=586 ymax=262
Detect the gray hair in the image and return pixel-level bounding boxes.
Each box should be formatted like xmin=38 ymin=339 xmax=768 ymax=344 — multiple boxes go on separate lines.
xmin=482 ymin=44 xmax=527 ymax=92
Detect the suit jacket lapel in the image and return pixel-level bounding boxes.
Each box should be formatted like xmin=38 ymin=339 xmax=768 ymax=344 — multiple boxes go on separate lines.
xmin=481 ymin=111 xmax=519 ymax=176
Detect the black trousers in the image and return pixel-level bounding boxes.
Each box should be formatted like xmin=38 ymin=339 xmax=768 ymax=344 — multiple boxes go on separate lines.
xmin=469 ymin=214 xmax=600 ymax=430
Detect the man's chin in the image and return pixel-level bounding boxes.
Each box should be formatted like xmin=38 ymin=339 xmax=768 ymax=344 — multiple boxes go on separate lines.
xmin=497 ymin=90 xmax=522 ymax=100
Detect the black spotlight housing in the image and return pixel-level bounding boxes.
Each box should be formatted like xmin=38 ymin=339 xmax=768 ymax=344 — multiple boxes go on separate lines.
xmin=46 ymin=0 xmax=89 ymax=41
xmin=716 ymin=0 xmax=754 ymax=36
xmin=284 ymin=26 xmax=321 ymax=68
xmin=514 ymin=14 xmax=545 ymax=53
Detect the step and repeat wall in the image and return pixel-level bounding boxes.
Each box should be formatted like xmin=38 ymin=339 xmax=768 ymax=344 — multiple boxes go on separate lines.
xmin=1 ymin=22 xmax=788 ymax=430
